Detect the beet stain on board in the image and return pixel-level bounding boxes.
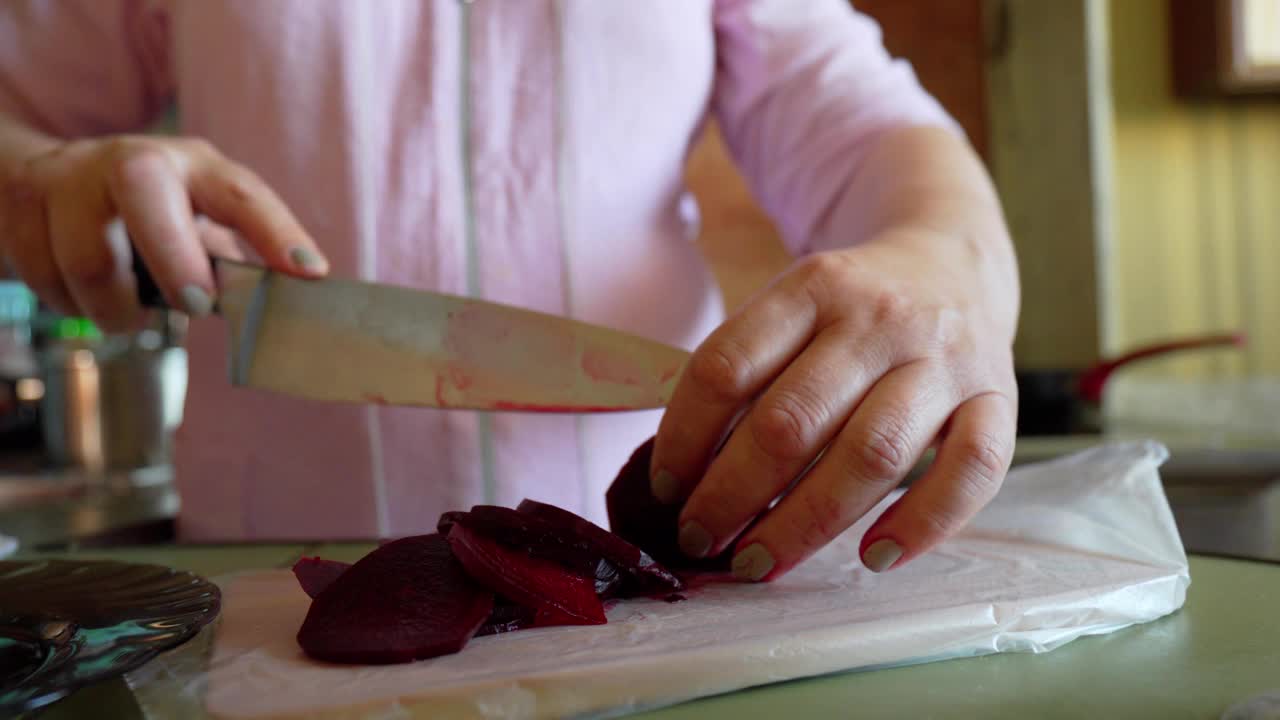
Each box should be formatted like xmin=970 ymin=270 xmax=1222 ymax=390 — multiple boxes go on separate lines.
xmin=447 ymin=522 xmax=606 ymax=627
xmin=296 ymin=534 xmax=494 ymax=665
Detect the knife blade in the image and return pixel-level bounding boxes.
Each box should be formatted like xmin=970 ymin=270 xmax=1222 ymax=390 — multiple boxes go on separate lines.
xmin=133 ymin=254 xmax=690 ymax=412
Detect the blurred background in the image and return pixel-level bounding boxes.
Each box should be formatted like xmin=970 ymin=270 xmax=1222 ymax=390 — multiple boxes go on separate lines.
xmin=0 ymin=0 xmax=1277 ymax=559
xmin=694 ymin=0 xmax=1280 ymax=435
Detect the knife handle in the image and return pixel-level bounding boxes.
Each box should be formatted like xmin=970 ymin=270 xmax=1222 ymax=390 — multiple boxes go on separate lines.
xmin=131 ymin=251 xmax=168 ymax=310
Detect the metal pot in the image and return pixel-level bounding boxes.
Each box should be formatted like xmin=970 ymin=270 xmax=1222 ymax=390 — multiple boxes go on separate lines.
xmin=40 ymin=331 xmax=187 ymax=472
xmin=1015 ymin=331 xmax=1246 ymax=436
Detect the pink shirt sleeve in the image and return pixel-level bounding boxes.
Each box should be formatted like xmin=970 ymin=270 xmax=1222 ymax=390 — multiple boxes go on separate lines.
xmin=712 ymin=0 xmax=965 ymax=255
xmin=0 ymin=0 xmax=172 ymax=138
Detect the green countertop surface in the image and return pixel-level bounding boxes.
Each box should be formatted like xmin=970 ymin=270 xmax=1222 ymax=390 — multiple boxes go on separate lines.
xmin=23 ymin=545 xmax=1280 ymax=720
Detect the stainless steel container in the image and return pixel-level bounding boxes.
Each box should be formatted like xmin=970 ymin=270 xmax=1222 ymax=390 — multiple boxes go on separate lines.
xmin=40 ymin=331 xmax=187 ymax=472
xmin=40 ymin=341 xmax=102 ymax=470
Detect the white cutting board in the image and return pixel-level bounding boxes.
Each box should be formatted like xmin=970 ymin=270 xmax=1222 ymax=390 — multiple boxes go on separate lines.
xmin=199 ymin=441 xmax=1189 ymax=720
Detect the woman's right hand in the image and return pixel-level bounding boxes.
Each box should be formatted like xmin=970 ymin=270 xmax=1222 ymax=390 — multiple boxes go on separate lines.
xmin=0 ymin=133 xmax=328 ymax=332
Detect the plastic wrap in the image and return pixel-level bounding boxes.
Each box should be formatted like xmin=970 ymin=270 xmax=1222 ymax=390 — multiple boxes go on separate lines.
xmin=126 ymin=440 xmax=1190 ymax=719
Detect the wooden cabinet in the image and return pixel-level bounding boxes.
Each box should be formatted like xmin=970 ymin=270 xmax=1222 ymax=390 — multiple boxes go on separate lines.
xmin=1170 ymin=0 xmax=1280 ymax=97
xmin=851 ymin=0 xmax=989 ymax=160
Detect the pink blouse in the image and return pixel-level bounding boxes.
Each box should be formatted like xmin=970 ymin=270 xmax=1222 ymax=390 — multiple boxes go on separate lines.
xmin=0 ymin=0 xmax=960 ymax=541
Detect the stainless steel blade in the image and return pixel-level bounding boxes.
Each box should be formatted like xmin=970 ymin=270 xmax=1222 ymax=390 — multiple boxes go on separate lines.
xmin=214 ymin=261 xmax=689 ymax=411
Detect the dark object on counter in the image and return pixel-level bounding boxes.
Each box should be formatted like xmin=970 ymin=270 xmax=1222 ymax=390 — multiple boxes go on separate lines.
xmin=0 ymin=558 xmax=220 ymax=714
xmin=1016 ymin=332 xmax=1246 ymax=436
xmin=296 ymin=534 xmax=495 ymax=665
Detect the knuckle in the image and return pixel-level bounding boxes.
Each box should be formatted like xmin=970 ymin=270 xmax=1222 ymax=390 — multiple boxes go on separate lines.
xmin=101 ymin=136 xmax=144 ymax=163
xmin=218 ymin=167 xmax=259 ymax=205
xmin=179 ymin=136 xmax=219 ymax=162
xmin=916 ymin=504 xmax=958 ymax=540
xmin=750 ymin=388 xmax=827 ymax=463
xmin=794 ymin=252 xmax=855 ymax=296
xmin=109 ymin=145 xmax=173 ymax=187
xmin=688 ymin=339 xmax=755 ymax=402
xmin=801 ymin=490 xmax=848 ymax=543
xmin=916 ymin=306 xmax=966 ymax=353
xmin=952 ymin=430 xmax=1008 ymax=500
xmin=869 ymin=289 xmax=911 ymax=327
xmin=856 ymin=411 xmax=917 ymax=480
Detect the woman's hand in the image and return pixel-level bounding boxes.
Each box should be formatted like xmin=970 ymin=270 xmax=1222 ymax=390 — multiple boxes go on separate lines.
xmin=0 ymin=126 xmax=327 ymax=332
xmin=651 ymin=127 xmax=1019 ymax=581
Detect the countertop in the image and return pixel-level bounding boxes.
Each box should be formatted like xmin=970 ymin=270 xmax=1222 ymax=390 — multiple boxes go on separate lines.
xmin=24 ymin=543 xmax=1280 ymax=720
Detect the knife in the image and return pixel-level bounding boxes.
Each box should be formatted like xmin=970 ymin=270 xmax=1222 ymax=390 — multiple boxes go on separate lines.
xmin=132 ymin=253 xmax=690 ymax=412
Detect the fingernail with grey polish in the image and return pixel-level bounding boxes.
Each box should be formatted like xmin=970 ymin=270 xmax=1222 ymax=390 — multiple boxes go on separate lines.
xmin=180 ymin=285 xmax=213 ymax=317
xmin=678 ymin=521 xmax=713 ymax=559
xmin=651 ymin=469 xmax=680 ymax=504
xmin=862 ymin=539 xmax=904 ymax=573
xmin=732 ymin=543 xmax=775 ymax=582
xmin=289 ymin=246 xmax=326 ymax=273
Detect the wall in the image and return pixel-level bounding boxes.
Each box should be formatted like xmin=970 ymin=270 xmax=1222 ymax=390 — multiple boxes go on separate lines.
xmin=1108 ymin=0 xmax=1280 ymax=378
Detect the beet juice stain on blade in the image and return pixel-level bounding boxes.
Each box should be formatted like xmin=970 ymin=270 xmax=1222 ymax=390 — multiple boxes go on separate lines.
xmin=447 ymin=522 xmax=606 ymax=627
xmin=296 ymin=534 xmax=494 ymax=665
xmin=292 ymin=557 xmax=351 ymax=599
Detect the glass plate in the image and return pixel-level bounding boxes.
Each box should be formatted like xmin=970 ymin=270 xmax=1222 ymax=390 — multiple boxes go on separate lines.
xmin=0 ymin=558 xmax=221 ymax=714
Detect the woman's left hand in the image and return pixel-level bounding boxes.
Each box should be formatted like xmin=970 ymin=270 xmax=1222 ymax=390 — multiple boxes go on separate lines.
xmin=649 ymin=224 xmax=1019 ymax=581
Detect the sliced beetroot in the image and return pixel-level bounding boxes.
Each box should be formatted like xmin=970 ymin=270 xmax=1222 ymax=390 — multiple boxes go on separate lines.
xmin=516 ymin=498 xmax=682 ymax=596
xmin=296 ymin=533 xmax=494 ymax=664
xmin=437 ymin=510 xmax=466 ymax=536
xmin=475 ymin=598 xmax=538 ymax=636
xmin=605 ymin=436 xmax=734 ymax=572
xmin=447 ymin=522 xmax=606 ymax=627
xmin=292 ymin=546 xmax=549 ymax=638
xmin=449 ymin=505 xmax=623 ymax=597
xmin=453 ymin=506 xmax=600 ymax=576
xmin=292 ymin=557 xmax=351 ymax=599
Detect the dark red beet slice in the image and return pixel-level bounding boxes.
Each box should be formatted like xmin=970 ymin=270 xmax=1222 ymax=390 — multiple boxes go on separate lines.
xmin=296 ymin=533 xmax=494 ymax=664
xmin=605 ymin=436 xmax=734 ymax=572
xmin=292 ymin=557 xmax=351 ymax=599
xmin=516 ymin=498 xmax=682 ymax=596
xmin=447 ymin=522 xmax=606 ymax=627
xmin=437 ymin=511 xmax=466 ymax=536
xmin=292 ymin=553 xmax=544 ymax=637
xmin=475 ymin=598 xmax=538 ymax=636
xmin=448 ymin=505 xmax=623 ymax=597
